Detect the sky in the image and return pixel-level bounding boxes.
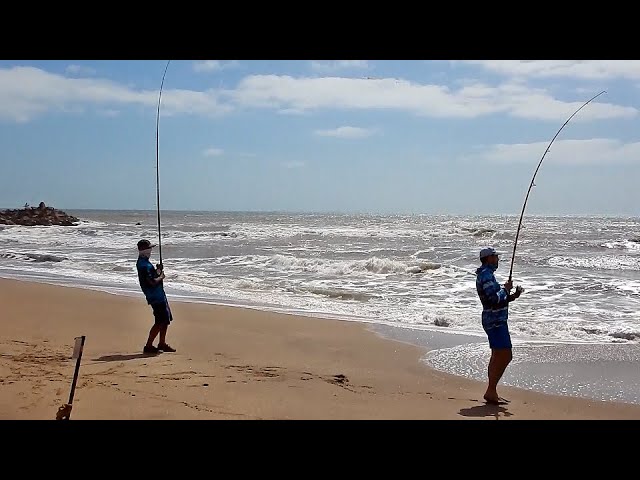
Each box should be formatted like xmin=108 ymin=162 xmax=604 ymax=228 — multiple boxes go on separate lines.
xmin=0 ymin=59 xmax=639 ymax=216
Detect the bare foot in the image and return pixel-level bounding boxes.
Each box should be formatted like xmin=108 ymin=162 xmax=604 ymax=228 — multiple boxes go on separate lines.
xmin=484 ymin=394 xmax=508 ymax=405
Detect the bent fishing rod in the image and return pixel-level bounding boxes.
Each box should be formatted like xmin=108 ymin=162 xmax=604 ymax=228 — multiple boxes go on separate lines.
xmin=508 ymin=90 xmax=606 ymax=284
xmin=155 ymin=60 xmax=171 ymax=269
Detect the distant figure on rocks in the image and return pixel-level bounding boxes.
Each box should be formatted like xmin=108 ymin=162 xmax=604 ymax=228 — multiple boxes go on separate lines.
xmin=475 ymin=247 xmax=524 ymax=405
xmin=136 ymin=239 xmax=176 ymax=354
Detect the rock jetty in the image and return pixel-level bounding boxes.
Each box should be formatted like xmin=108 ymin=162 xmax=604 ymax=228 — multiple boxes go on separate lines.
xmin=0 ymin=202 xmax=80 ymax=226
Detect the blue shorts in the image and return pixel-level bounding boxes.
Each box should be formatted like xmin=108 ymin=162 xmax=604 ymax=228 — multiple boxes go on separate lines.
xmin=484 ymin=322 xmax=512 ymax=349
xmin=151 ymin=301 xmax=173 ymax=326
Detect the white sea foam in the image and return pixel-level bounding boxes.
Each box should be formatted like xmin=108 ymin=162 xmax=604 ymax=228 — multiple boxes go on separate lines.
xmin=1 ymin=212 xmax=639 ymax=346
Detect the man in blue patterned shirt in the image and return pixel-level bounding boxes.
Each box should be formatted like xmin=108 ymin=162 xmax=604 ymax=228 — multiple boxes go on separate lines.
xmin=476 ymin=247 xmax=523 ymax=404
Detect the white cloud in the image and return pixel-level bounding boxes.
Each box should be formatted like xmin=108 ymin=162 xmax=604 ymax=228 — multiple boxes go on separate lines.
xmin=65 ymin=64 xmax=96 ymax=76
xmin=203 ymin=147 xmax=224 ymax=157
xmin=282 ymin=161 xmax=305 ymax=168
xmin=575 ymin=86 xmax=605 ymax=95
xmin=471 ymin=138 xmax=640 ymax=166
xmin=230 ymin=75 xmax=636 ymax=122
xmin=311 ymin=61 xmax=370 ymax=72
xmin=458 ymin=60 xmax=640 ymax=81
xmin=193 ymin=60 xmax=239 ymax=73
xmin=314 ymin=126 xmax=376 ymax=139
xmin=0 ymin=66 xmax=232 ymax=122
xmin=0 ymin=66 xmax=636 ymax=124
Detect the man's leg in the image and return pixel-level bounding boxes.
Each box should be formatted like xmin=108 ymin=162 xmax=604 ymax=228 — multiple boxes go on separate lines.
xmin=487 ymin=350 xmax=496 ymax=387
xmin=157 ymin=301 xmax=176 ymax=352
xmin=158 ymin=325 xmax=176 ymax=351
xmin=484 ymin=348 xmax=512 ymax=403
xmin=159 ymin=324 xmax=168 ymax=345
xmin=484 ymin=323 xmax=513 ymax=403
xmin=144 ymin=303 xmax=164 ymax=353
xmin=144 ymin=324 xmax=161 ymax=352
xmin=146 ymin=324 xmax=161 ymax=346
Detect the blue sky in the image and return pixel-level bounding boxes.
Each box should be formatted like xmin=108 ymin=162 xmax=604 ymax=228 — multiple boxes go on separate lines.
xmin=0 ymin=60 xmax=639 ymax=215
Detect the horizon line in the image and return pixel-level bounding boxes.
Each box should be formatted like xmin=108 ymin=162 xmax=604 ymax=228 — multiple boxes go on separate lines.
xmin=2 ymin=206 xmax=637 ymax=219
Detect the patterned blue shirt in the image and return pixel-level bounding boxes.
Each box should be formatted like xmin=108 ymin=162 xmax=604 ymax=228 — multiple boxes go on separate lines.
xmin=475 ymin=264 xmax=510 ymax=329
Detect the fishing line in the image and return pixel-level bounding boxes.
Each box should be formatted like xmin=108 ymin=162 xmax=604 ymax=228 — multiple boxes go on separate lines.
xmin=155 ymin=60 xmax=171 ymax=268
xmin=508 ymin=90 xmax=606 ymax=283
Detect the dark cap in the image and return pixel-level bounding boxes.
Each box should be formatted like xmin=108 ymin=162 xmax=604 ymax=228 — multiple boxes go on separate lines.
xmin=479 ymin=247 xmax=499 ymax=259
xmin=137 ymin=239 xmax=157 ymax=251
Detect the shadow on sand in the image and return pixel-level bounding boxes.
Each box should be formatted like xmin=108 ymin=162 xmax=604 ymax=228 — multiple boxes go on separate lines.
xmin=93 ymin=353 xmax=160 ymax=362
xmin=458 ymin=403 xmax=513 ymax=419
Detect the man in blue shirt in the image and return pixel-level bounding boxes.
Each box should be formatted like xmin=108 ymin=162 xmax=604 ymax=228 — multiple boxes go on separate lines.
xmin=136 ymin=239 xmax=176 ymax=354
xmin=475 ymin=247 xmax=523 ymax=404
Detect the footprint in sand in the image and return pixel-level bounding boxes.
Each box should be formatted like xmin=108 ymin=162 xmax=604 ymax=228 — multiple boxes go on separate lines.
xmin=327 ymin=374 xmax=348 ymax=386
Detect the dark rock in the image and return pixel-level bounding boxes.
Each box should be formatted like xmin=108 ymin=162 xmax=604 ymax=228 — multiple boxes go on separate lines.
xmin=0 ymin=202 xmax=80 ymax=226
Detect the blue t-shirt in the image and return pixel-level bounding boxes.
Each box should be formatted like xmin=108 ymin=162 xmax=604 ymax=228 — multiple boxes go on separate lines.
xmin=136 ymin=256 xmax=166 ymax=305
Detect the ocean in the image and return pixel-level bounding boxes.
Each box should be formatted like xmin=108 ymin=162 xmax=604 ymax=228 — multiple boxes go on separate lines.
xmin=1 ymin=210 xmax=639 ymax=404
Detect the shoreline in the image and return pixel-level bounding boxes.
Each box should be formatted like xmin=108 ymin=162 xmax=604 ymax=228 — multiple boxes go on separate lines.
xmin=2 ymin=277 xmax=640 ymax=419
xmin=369 ymin=324 xmax=640 ymax=406
xmin=0 ymin=268 xmax=482 ymax=336
xmin=2 ymin=272 xmax=639 ymax=407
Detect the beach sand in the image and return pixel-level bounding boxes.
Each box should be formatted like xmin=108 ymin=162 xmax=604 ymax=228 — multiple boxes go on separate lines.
xmin=1 ymin=277 xmax=639 ymax=420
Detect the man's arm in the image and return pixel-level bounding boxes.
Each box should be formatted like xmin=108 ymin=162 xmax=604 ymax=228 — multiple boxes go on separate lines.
xmin=143 ymin=265 xmax=165 ymax=286
xmin=480 ymin=271 xmax=509 ymax=307
xmin=507 ymin=285 xmax=524 ymax=302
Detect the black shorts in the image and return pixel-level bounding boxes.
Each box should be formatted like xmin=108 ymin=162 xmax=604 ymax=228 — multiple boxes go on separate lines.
xmin=151 ymin=301 xmax=173 ymax=326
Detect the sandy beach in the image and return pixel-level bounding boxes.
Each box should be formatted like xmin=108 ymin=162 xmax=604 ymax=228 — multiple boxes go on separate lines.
xmin=1 ymin=277 xmax=639 ymax=420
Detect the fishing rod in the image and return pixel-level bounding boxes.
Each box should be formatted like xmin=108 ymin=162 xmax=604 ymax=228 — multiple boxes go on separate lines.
xmin=508 ymin=90 xmax=606 ymax=283
xmin=155 ymin=60 xmax=171 ymax=270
